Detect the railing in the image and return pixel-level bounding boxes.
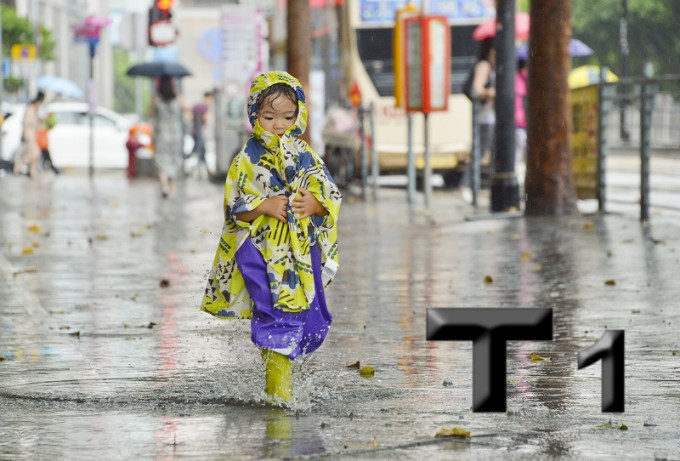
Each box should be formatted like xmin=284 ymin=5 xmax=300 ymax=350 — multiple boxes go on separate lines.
xmin=595 ymin=73 xmax=680 ymax=220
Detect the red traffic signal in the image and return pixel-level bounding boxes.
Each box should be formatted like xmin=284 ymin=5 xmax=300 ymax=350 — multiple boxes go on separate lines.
xmin=156 ymin=0 xmax=173 ymax=11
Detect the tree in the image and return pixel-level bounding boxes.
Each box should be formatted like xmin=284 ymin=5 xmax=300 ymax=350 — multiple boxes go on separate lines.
xmin=287 ymin=0 xmax=311 ymax=143
xmin=572 ymin=0 xmax=680 ymax=76
xmin=1 ymin=5 xmax=56 ymax=93
xmin=524 ymin=0 xmax=578 ymax=216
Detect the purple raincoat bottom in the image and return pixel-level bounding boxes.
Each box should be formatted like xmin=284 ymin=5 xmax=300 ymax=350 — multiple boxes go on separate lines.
xmin=235 ymin=236 xmax=332 ymax=360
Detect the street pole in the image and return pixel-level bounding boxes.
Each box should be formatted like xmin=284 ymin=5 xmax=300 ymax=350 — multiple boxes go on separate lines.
xmin=0 ymin=5 xmax=4 ymax=163
xmin=619 ymin=0 xmax=630 ymax=142
xmin=490 ymin=0 xmax=520 ymax=212
xmin=422 ymin=0 xmax=432 ymax=210
xmin=88 ymin=41 xmax=95 ymax=177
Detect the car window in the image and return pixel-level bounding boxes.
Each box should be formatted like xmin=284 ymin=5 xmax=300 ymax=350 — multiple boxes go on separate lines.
xmin=94 ymin=114 xmax=117 ymax=128
xmin=51 ymin=111 xmax=80 ymax=125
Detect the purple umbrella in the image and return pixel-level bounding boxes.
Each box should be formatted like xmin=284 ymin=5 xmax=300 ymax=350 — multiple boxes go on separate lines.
xmin=516 ymin=38 xmax=594 ymax=61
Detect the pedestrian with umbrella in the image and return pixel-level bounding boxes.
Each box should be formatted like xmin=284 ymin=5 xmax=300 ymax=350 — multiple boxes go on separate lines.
xmin=149 ymin=75 xmax=189 ymax=198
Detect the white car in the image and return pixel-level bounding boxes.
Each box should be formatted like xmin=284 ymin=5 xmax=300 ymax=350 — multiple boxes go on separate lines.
xmin=1 ymin=102 xmax=133 ymax=169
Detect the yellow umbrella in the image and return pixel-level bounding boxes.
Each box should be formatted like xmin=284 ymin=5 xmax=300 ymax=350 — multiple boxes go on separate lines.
xmin=569 ymin=65 xmax=618 ymax=89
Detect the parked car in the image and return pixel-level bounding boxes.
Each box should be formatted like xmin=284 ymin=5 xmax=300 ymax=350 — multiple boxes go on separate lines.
xmin=1 ymin=102 xmax=133 ymax=169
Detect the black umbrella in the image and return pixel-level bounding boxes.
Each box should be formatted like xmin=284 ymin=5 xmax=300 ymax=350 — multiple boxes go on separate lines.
xmin=126 ymin=61 xmax=192 ymax=78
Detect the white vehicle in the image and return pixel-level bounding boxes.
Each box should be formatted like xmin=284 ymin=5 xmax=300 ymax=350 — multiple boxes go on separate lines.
xmin=324 ymin=0 xmax=494 ymax=186
xmin=1 ymin=102 xmax=133 ymax=169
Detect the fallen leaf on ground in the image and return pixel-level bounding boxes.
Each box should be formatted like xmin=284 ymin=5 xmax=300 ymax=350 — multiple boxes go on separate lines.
xmin=22 ymin=246 xmax=34 ymax=255
xmin=359 ymin=366 xmax=374 ymax=377
xmin=484 ymin=275 xmax=493 ymax=284
xmin=346 ymin=361 xmax=360 ymax=368
xmin=28 ymin=224 xmax=41 ymax=233
xmin=159 ymin=279 xmax=170 ymax=288
xmin=604 ymin=279 xmax=616 ymax=286
xmin=583 ymin=221 xmax=596 ymax=229
xmin=435 ymin=427 xmax=470 ymax=438
xmin=530 ymin=353 xmax=551 ymax=361
xmin=521 ymin=252 xmax=531 ymax=260
xmin=597 ymin=422 xmax=628 ymax=430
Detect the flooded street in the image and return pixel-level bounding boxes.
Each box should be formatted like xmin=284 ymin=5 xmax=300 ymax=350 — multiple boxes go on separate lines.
xmin=1 ymin=172 xmax=679 ymax=460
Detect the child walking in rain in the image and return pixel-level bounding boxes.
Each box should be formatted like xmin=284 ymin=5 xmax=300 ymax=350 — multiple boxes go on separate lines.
xmin=200 ymin=71 xmax=341 ymax=403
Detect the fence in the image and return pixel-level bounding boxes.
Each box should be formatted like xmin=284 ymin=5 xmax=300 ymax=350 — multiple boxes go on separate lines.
xmin=574 ymin=73 xmax=680 ymax=220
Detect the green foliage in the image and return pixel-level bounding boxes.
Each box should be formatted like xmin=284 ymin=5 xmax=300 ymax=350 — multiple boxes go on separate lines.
xmin=572 ymin=0 xmax=680 ymax=76
xmin=1 ymin=5 xmax=57 ymax=94
xmin=1 ymin=5 xmax=55 ymax=61
xmin=3 ymin=76 xmax=22 ymax=94
xmin=112 ymin=47 xmax=150 ymax=116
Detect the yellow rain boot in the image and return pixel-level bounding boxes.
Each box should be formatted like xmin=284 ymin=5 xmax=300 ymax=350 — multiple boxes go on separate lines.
xmin=262 ymin=349 xmax=293 ymax=402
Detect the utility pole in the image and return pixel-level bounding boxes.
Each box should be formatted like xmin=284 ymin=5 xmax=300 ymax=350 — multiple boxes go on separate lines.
xmin=524 ymin=0 xmax=577 ymax=215
xmin=287 ymin=0 xmax=311 ymax=143
xmin=490 ymin=0 xmax=520 ymax=212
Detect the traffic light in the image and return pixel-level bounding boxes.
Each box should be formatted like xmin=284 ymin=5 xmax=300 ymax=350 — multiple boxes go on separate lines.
xmin=155 ymin=0 xmax=173 ymax=20
xmin=148 ymin=0 xmax=175 ymax=46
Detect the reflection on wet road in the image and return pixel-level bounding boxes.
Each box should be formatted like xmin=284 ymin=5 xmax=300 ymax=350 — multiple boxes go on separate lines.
xmin=1 ymin=173 xmax=679 ymax=460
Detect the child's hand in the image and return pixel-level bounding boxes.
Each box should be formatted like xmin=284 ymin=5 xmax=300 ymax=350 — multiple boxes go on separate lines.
xmin=292 ymin=188 xmax=328 ymax=220
xmin=261 ymin=195 xmax=289 ymax=222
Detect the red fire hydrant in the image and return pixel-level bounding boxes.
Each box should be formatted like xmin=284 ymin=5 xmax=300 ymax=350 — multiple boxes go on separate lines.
xmin=126 ymin=123 xmax=153 ymax=178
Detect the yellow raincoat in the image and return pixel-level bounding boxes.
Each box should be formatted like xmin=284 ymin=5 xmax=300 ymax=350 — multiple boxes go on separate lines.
xmin=200 ymin=71 xmax=341 ymax=319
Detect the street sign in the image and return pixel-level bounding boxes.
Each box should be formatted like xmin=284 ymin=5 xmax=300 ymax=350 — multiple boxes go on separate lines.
xmin=149 ymin=19 xmax=178 ymax=47
xmin=404 ymin=15 xmax=450 ymax=113
xmin=10 ymin=44 xmax=36 ymax=60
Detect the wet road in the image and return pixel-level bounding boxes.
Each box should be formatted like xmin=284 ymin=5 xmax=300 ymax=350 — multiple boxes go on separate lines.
xmin=1 ymin=170 xmax=679 ymax=460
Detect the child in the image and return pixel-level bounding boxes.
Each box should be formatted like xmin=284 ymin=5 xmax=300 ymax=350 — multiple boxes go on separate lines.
xmin=200 ymin=71 xmax=342 ymax=403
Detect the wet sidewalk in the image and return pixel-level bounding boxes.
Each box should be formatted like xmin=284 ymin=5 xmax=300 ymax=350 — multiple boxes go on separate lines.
xmin=0 ymin=171 xmax=679 ymax=460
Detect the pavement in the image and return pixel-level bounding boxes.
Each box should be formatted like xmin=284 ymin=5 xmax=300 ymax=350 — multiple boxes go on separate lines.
xmin=0 ymin=167 xmax=679 ymax=460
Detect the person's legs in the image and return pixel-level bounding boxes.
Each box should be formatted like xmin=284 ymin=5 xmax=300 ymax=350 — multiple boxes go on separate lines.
xmin=159 ymin=172 xmax=170 ymax=198
xmin=12 ymin=144 xmax=27 ymax=175
xmin=236 ymin=237 xmax=332 ymax=401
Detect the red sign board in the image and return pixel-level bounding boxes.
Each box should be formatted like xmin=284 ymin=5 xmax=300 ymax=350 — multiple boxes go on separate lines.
xmin=403 ymin=15 xmax=450 ymax=113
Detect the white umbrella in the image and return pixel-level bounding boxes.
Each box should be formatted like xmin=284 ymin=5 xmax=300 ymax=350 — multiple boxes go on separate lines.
xmin=36 ymin=76 xmax=85 ymax=100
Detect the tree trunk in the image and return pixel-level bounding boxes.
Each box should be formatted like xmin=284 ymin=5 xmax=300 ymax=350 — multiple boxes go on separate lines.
xmin=525 ymin=0 xmax=578 ymax=215
xmin=287 ymin=0 xmax=312 ymax=143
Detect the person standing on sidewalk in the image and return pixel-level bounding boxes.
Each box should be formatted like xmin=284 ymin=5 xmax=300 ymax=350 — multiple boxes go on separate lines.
xmin=37 ymin=112 xmax=60 ymax=175
xmin=150 ymin=76 xmax=188 ymax=198
xmin=514 ymin=58 xmax=528 ymax=180
xmin=190 ymin=91 xmax=213 ymax=179
xmin=200 ymin=71 xmax=342 ymax=403
xmin=13 ymin=91 xmax=45 ymax=178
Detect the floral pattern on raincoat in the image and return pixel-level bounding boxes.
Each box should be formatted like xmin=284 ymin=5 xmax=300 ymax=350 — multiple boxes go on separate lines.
xmin=201 ymin=71 xmax=341 ymax=319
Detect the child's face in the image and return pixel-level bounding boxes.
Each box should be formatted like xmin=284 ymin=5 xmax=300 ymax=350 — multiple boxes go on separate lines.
xmin=257 ymin=95 xmax=297 ymax=136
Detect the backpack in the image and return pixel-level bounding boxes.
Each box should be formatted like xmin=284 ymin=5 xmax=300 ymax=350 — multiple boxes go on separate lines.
xmin=462 ymin=65 xmax=476 ymax=101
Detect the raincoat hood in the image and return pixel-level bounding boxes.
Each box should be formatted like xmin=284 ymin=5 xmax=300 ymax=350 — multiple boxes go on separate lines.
xmin=247 ymin=71 xmax=307 ymax=138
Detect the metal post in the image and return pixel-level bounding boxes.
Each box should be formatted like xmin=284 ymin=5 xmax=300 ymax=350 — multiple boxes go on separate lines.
xmin=619 ymin=0 xmax=630 ymax=142
xmin=596 ymin=68 xmax=612 ymax=213
xmin=369 ymin=102 xmax=379 ymax=200
xmin=471 ymin=100 xmax=481 ymax=206
xmin=358 ymin=105 xmax=367 ymax=199
xmin=639 ymin=76 xmax=653 ymax=222
xmin=407 ymin=113 xmax=416 ymax=203
xmin=424 ymin=111 xmax=432 ymax=209
xmin=0 ymin=6 xmax=4 ymax=163
xmin=490 ymin=0 xmax=519 ymax=212
xmin=88 ymin=42 xmax=95 ymax=177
